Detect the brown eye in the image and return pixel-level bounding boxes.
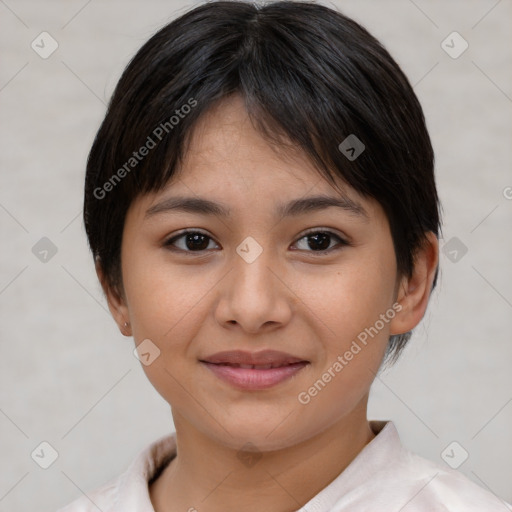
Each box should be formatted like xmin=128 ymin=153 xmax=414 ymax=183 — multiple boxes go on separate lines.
xmin=164 ymin=231 xmax=219 ymax=252
xmin=292 ymin=230 xmax=348 ymax=253
xmin=163 ymin=228 xmax=349 ymax=256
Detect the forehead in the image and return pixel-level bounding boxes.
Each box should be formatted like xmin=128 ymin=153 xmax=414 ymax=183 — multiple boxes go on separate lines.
xmin=130 ymin=94 xmax=384 ymax=224
xmin=169 ymin=96 xmax=365 ymax=201
xmin=179 ymin=95 xmax=316 ymax=187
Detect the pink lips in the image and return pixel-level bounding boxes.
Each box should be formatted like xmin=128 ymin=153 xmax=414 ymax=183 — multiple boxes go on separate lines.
xmin=200 ymin=350 xmax=309 ymax=390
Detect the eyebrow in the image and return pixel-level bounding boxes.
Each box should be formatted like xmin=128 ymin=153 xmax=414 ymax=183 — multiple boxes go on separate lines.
xmin=145 ymin=194 xmax=369 ymax=221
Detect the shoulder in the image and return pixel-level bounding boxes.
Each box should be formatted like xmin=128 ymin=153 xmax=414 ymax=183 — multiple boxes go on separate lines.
xmin=325 ymin=422 xmax=511 ymax=512
xmin=55 ymin=433 xmax=177 ymax=512
xmin=374 ymin=442 xmax=511 ymax=511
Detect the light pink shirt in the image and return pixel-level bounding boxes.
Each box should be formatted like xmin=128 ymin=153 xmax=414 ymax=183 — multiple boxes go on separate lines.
xmin=56 ymin=420 xmax=511 ymax=511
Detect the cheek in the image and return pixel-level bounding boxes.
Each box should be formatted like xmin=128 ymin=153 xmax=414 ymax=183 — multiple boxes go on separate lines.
xmin=305 ymin=256 xmax=396 ymax=338
xmin=301 ymin=251 xmax=397 ymax=397
xmin=293 ymin=264 xmax=394 ymax=431
xmin=121 ymin=254 xmax=209 ymax=403
xmin=122 ymin=250 xmax=210 ymax=338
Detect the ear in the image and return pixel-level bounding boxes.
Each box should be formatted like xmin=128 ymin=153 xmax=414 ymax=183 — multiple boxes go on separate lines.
xmin=95 ymin=257 xmax=132 ymax=337
xmin=390 ymin=232 xmax=439 ymax=335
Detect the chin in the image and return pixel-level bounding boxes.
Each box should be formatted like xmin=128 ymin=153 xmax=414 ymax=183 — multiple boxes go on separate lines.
xmin=203 ymin=409 xmax=311 ymax=453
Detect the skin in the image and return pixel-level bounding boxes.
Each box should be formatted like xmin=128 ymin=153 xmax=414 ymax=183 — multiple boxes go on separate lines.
xmin=97 ymin=94 xmax=439 ymax=512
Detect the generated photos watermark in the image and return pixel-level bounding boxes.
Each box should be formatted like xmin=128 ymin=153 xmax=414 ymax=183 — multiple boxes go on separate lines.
xmin=93 ymin=97 xmax=198 ymax=200
xmin=297 ymin=302 xmax=402 ymax=405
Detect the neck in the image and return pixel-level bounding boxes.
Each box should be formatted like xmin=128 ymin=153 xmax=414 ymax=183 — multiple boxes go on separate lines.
xmin=150 ymin=398 xmax=376 ymax=512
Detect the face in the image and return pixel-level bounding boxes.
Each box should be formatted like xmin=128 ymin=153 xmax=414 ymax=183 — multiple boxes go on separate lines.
xmin=113 ymin=94 xmax=406 ymax=451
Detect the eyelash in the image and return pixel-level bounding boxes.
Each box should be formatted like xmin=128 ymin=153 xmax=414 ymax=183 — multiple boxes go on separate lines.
xmin=163 ymin=228 xmax=350 ymax=256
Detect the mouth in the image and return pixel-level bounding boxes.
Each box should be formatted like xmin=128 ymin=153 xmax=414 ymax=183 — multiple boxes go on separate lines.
xmin=199 ymin=350 xmax=310 ymax=390
xmin=200 ymin=349 xmax=308 ymax=366
xmin=207 ymin=362 xmax=302 ymax=369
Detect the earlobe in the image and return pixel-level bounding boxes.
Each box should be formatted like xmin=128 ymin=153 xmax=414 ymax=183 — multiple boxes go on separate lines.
xmin=390 ymin=232 xmax=439 ymax=335
xmin=95 ymin=257 xmax=132 ymax=336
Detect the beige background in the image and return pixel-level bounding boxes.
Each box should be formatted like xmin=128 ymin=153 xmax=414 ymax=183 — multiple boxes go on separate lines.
xmin=0 ymin=0 xmax=511 ymax=510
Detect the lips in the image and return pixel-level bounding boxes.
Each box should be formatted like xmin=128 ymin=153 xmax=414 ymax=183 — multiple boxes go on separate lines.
xmin=199 ymin=350 xmax=309 ymax=390
xmin=200 ymin=349 xmax=308 ymax=367
xmin=217 ymin=363 xmax=293 ymax=369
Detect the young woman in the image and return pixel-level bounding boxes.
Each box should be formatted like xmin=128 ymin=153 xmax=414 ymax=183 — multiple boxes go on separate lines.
xmin=58 ymin=1 xmax=510 ymax=510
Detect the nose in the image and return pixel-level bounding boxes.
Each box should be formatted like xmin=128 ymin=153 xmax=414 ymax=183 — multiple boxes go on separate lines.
xmin=214 ymin=241 xmax=294 ymax=334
